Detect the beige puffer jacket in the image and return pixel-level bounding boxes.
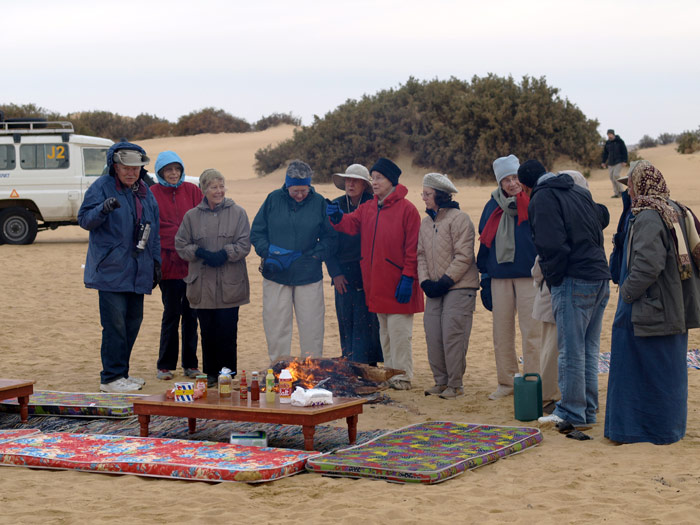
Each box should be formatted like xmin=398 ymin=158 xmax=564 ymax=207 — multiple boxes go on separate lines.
xmin=417 ymin=206 xmax=479 ymax=290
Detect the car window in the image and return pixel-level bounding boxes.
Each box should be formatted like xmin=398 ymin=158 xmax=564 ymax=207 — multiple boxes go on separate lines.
xmin=83 ymin=147 xmax=109 ymax=177
xmin=0 ymin=145 xmax=16 ymax=170
xmin=20 ymin=143 xmax=69 ymax=169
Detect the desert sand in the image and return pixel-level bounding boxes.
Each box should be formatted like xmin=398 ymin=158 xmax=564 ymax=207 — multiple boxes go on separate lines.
xmin=1 ymin=128 xmax=699 ymax=524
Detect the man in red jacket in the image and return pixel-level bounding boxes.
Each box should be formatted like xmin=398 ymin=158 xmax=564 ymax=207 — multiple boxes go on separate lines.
xmin=150 ymin=151 xmax=203 ymax=380
xmin=327 ymin=158 xmax=424 ymax=389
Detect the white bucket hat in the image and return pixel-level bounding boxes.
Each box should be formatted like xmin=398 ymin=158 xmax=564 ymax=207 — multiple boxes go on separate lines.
xmin=332 ymin=164 xmax=371 ymax=190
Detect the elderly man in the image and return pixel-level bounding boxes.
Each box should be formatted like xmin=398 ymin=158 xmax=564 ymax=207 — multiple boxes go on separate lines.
xmin=78 ymin=142 xmax=161 ymax=392
xmin=517 ymin=160 xmax=610 ymax=436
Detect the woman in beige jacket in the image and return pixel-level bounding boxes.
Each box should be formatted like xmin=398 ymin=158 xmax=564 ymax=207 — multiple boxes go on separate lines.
xmin=417 ymin=173 xmax=479 ymax=399
xmin=175 ymin=169 xmax=251 ymax=387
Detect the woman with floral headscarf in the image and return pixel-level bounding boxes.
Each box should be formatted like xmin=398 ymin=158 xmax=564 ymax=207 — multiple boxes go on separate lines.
xmin=604 ymin=161 xmax=700 ymax=445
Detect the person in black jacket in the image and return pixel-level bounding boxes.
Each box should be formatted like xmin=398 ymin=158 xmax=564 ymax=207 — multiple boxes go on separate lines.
xmin=601 ymin=129 xmax=628 ymax=199
xmin=517 ymin=160 xmax=611 ymax=435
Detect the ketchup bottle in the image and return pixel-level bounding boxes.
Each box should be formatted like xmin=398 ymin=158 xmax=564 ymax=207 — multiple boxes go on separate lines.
xmin=251 ymin=371 xmax=260 ymax=401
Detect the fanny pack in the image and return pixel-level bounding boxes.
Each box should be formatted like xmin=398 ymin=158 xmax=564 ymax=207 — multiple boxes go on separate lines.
xmin=264 ymin=244 xmax=302 ymax=273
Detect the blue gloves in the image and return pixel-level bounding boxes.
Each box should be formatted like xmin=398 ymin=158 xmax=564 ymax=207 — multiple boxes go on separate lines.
xmin=420 ymin=274 xmax=455 ymax=298
xmin=326 ymin=202 xmax=344 ymax=224
xmin=196 ymin=248 xmax=228 ymax=267
xmin=395 ymin=275 xmax=414 ymax=304
xmin=263 ymin=244 xmax=302 ymax=273
xmin=480 ymin=274 xmax=492 ymax=311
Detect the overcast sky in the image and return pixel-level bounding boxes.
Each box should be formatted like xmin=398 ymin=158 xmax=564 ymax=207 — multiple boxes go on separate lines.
xmin=5 ymin=0 xmax=699 ymax=144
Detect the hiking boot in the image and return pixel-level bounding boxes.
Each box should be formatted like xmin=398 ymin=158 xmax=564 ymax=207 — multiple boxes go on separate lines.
xmin=424 ymin=384 xmax=447 ymax=396
xmin=184 ymin=368 xmax=201 ymax=379
xmin=488 ymin=385 xmax=513 ymax=400
xmin=439 ymin=387 xmax=464 ymax=399
xmin=127 ymin=376 xmax=146 ymax=386
xmin=390 ymin=380 xmax=412 ymax=390
xmin=157 ymin=369 xmax=174 ymax=380
xmin=100 ymin=378 xmax=141 ymax=393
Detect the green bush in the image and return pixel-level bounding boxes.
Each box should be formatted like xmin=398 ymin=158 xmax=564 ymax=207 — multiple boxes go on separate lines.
xmin=253 ymin=113 xmax=301 ymax=131
xmin=676 ymin=129 xmax=700 ymax=154
xmin=174 ymin=107 xmax=250 ymax=136
xmin=637 ymin=135 xmax=657 ymax=148
xmin=657 ymin=132 xmax=678 ymax=145
xmin=254 ymin=75 xmax=601 ymax=181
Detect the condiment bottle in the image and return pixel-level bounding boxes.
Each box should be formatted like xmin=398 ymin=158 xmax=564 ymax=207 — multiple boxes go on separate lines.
xmin=265 ymin=369 xmax=275 ymax=403
xmin=279 ymin=368 xmax=293 ymax=404
xmin=239 ymin=370 xmax=248 ymax=401
xmin=218 ymin=367 xmax=232 ymax=398
xmin=195 ymin=374 xmax=208 ymax=399
xmin=251 ymin=371 xmax=260 ymax=401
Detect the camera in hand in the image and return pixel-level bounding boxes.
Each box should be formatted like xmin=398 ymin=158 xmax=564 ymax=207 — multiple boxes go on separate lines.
xmin=135 ymin=222 xmax=151 ymax=253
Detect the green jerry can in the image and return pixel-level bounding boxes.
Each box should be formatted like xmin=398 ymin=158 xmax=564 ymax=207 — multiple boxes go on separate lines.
xmin=513 ymin=373 xmax=543 ymax=421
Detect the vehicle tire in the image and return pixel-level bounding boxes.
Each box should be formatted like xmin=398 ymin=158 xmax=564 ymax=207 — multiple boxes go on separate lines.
xmin=0 ymin=208 xmax=38 ymax=245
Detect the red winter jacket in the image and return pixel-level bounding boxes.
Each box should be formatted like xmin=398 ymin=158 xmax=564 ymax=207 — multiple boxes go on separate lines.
xmin=332 ymin=184 xmax=424 ymax=314
xmin=151 ymin=182 xmax=203 ymax=280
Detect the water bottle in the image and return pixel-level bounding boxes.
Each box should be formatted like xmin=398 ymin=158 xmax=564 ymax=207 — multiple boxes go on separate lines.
xmin=514 ymin=373 xmax=543 ymax=421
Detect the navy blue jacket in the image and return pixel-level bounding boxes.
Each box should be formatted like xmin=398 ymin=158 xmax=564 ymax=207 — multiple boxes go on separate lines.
xmin=476 ymin=195 xmax=537 ymax=279
xmin=529 ymin=173 xmax=610 ymax=288
xmin=602 ymin=135 xmax=628 ymax=165
xmin=78 ymin=142 xmax=161 ymax=294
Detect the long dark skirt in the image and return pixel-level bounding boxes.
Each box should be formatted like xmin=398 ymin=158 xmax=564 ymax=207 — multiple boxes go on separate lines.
xmin=334 ymin=287 xmax=383 ymax=364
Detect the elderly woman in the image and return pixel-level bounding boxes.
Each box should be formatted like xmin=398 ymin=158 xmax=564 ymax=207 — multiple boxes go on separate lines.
xmin=325 ymin=164 xmax=382 ymax=365
xmin=417 ymin=173 xmax=478 ymax=399
xmin=604 ymin=161 xmax=700 ymax=445
xmin=250 ymin=160 xmax=337 ymax=363
xmin=477 ymin=154 xmax=541 ymax=400
xmin=175 ymin=169 xmax=251 ymax=387
xmin=326 ymin=157 xmax=423 ymax=390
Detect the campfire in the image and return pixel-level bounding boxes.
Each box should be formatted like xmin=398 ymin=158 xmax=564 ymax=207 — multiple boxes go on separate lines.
xmin=266 ymin=357 xmax=403 ymax=398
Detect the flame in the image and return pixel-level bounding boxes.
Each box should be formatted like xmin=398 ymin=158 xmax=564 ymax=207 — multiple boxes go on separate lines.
xmin=286 ymin=357 xmax=326 ymax=388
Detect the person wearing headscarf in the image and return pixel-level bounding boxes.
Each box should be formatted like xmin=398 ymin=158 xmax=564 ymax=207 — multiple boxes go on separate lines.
xmin=605 ymin=161 xmax=700 ymax=444
xmin=477 ymin=154 xmax=541 ymax=400
xmin=325 ymin=164 xmax=382 ymax=365
xmin=250 ymin=160 xmax=338 ymax=363
xmin=151 ymin=151 xmax=203 ymax=381
xmin=326 ymin=157 xmax=424 ymax=390
xmin=417 ymin=173 xmax=478 ymax=399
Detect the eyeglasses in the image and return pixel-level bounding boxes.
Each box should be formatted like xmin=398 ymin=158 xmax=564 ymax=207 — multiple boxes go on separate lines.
xmin=288 ymin=188 xmax=310 ymax=196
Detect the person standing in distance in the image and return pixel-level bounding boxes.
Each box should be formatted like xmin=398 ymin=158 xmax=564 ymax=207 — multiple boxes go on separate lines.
xmin=601 ymin=129 xmax=628 ymax=198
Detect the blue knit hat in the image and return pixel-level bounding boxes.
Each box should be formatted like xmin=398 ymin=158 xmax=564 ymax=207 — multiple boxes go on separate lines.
xmin=370 ymin=158 xmax=401 ymax=186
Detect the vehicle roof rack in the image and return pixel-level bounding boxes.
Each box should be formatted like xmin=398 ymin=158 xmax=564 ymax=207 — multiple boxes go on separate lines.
xmin=0 ymin=120 xmax=75 ymax=135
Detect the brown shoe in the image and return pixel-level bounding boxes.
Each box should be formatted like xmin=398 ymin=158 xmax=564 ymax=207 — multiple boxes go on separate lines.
xmin=424 ymin=384 xmax=447 ymax=395
xmin=439 ymin=387 xmax=464 ymax=399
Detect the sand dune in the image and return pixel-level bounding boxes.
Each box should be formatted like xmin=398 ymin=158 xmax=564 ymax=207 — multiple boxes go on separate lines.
xmin=1 ymin=134 xmax=698 ymax=524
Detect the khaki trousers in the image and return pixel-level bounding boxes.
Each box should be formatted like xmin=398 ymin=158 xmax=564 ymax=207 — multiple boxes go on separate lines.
xmin=608 ymin=163 xmax=625 ymax=197
xmin=540 ymin=321 xmax=561 ymax=402
xmin=377 ymin=313 xmax=414 ymax=381
xmin=424 ymin=289 xmax=476 ymax=388
xmin=262 ymin=278 xmax=324 ymax=363
xmin=491 ymin=277 xmax=542 ymax=388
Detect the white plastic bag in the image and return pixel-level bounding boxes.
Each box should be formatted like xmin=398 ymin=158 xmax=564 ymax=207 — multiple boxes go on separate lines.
xmin=290 ymin=386 xmax=333 ymax=407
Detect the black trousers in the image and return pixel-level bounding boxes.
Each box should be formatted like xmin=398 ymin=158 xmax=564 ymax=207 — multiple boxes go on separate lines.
xmin=156 ymin=279 xmax=199 ymax=371
xmin=196 ymin=307 xmax=239 ymax=378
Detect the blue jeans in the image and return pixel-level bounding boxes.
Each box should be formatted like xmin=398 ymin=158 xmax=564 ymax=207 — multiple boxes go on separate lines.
xmin=98 ymin=291 xmax=144 ymax=384
xmin=550 ymin=278 xmax=609 ymax=425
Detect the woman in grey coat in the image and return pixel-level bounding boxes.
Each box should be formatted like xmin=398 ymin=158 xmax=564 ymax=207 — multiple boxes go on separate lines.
xmin=175 ymin=169 xmax=251 ymax=387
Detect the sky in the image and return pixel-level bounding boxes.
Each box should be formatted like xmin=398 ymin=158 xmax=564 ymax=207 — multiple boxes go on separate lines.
xmin=5 ymin=0 xmax=700 ymax=145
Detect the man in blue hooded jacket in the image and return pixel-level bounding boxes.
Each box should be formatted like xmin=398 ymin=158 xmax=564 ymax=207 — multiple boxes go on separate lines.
xmin=78 ymin=142 xmax=161 ymax=392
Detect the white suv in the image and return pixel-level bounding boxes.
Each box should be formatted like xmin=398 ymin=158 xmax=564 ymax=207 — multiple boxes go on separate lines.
xmin=0 ymin=119 xmax=113 ymax=244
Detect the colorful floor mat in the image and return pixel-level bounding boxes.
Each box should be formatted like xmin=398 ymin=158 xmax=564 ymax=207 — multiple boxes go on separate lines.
xmin=0 ymin=429 xmax=318 ymax=483
xmin=306 ymin=421 xmax=542 ymax=484
xmin=0 ymin=391 xmax=146 ymax=418
xmin=597 ymin=348 xmax=700 ymax=374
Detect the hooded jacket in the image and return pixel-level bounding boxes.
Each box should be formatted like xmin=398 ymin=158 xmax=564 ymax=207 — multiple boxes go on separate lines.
xmin=602 ymin=135 xmax=628 ymax=166
xmin=78 ymin=142 xmax=161 ymax=294
xmin=332 ymin=184 xmax=424 ymax=314
xmin=529 ymin=173 xmax=611 ymax=288
xmin=150 ymin=151 xmax=203 ymax=280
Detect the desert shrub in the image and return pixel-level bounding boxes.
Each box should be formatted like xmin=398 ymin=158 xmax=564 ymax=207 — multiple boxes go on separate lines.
xmin=254 ymin=139 xmax=296 ymax=174
xmin=0 ymin=103 xmax=62 ymax=120
xmin=628 ymin=150 xmax=642 ymax=162
xmin=637 ymin=135 xmax=657 ymax=148
xmin=676 ymin=129 xmax=700 ymax=154
xmin=657 ymin=132 xmax=678 ymax=145
xmin=254 ymin=75 xmax=601 ymax=181
xmin=175 ymin=107 xmax=250 ymax=136
xmin=253 ymin=112 xmax=301 ymax=131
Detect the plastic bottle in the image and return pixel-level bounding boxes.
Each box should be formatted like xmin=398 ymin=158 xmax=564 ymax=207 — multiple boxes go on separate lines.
xmin=514 ymin=373 xmax=543 ymax=421
xmin=279 ymin=368 xmax=293 ymax=404
xmin=239 ymin=370 xmax=248 ymax=401
xmin=251 ymin=371 xmax=260 ymax=401
xmin=218 ymin=367 xmax=232 ymax=398
xmin=265 ymin=369 xmax=276 ymax=404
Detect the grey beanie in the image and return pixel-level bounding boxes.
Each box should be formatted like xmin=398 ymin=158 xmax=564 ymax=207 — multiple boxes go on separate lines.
xmin=492 ymin=154 xmax=520 ymax=184
xmin=422 ymin=172 xmax=458 ymax=194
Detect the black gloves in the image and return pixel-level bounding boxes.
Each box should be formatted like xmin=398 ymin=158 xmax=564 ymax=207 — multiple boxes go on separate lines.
xmin=153 ymin=261 xmax=162 ymax=289
xmin=102 ymin=197 xmax=121 ymax=214
xmin=196 ymin=247 xmax=228 ymax=267
xmin=420 ymin=274 xmax=455 ymax=298
xmin=480 ymin=274 xmax=492 ymax=311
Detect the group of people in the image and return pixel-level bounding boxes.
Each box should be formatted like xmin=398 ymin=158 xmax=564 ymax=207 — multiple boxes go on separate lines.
xmin=78 ymin=139 xmax=700 ymax=446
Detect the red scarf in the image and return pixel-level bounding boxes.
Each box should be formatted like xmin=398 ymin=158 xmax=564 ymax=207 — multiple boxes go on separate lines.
xmin=479 ymin=191 xmax=529 ymax=248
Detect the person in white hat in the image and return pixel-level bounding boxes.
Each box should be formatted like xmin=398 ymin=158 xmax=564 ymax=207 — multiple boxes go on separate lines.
xmin=325 ymin=164 xmax=382 ymax=364
xmin=417 ymin=173 xmax=479 ymax=399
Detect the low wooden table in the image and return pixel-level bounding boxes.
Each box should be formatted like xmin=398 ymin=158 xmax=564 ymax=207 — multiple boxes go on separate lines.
xmin=133 ymin=393 xmax=366 ymax=451
xmin=0 ymin=379 xmax=35 ymax=423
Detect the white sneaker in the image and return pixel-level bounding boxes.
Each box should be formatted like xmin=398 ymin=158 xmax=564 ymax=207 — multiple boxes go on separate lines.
xmin=100 ymin=377 xmax=142 ymax=393
xmin=538 ymin=414 xmax=564 ymax=424
xmin=127 ymin=376 xmax=146 ymax=387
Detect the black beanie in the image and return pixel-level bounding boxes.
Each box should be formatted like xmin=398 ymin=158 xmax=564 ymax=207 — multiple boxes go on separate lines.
xmin=370 ymin=157 xmax=401 ymax=186
xmin=517 ymin=159 xmax=547 ymax=189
